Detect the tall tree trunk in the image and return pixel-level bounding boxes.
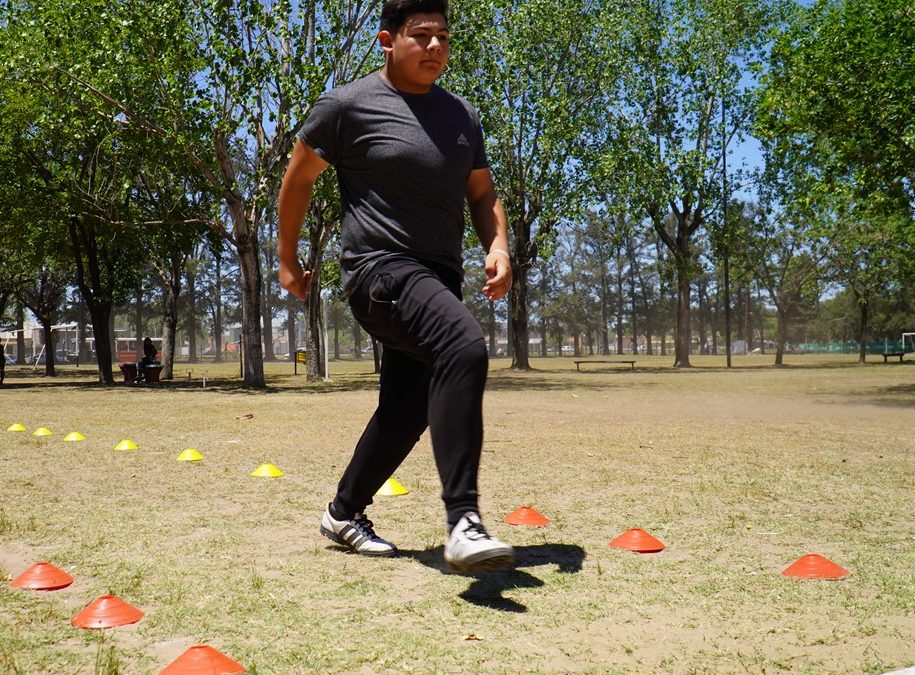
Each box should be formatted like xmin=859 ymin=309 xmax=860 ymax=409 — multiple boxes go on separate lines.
xmin=261 ymin=219 xmax=277 ymax=363
xmin=18 ymin=271 xmax=62 ymax=376
xmin=134 ymin=278 xmax=143 ymax=346
xmin=186 ymin=265 xmax=198 ymax=363
xmin=236 ymin=233 xmax=266 ymax=387
xmin=673 ymin=252 xmax=692 ymax=367
xmin=77 ymin=297 xmax=89 ymax=364
xmin=697 ymin=282 xmax=708 ymax=355
xmin=734 ymin=286 xmax=745 ymax=342
xmin=538 ymin=273 xmax=549 ymax=357
xmin=16 ymin=302 xmax=26 ymax=364
xmin=710 ymin=283 xmax=720 ymax=355
xmin=301 ymin=203 xmax=335 ymax=379
xmin=262 ymin=284 xmax=276 ymax=362
xmin=40 ymin=317 xmax=56 ymax=377
xmin=213 ymin=252 xmax=223 ymax=362
xmin=488 ymin=301 xmax=498 ymax=356
xmin=600 ymin=267 xmax=610 ymax=356
xmin=651 ymin=205 xmax=701 ymax=368
xmin=371 ymin=335 xmax=381 ymax=373
xmin=161 ymin=275 xmax=181 ymax=380
xmin=107 ymin=311 xmax=116 ymax=366
xmin=67 ymin=217 xmax=116 ymax=385
xmin=287 ymin=299 xmax=297 ymax=361
xmin=627 ymin=243 xmax=638 ymax=355
xmin=506 ymin=313 xmax=514 ymax=359
xmin=742 ymin=286 xmax=754 ymax=354
xmin=87 ymin=302 xmax=114 ymax=384
xmin=153 ymin=246 xmax=185 ymax=380
xmin=305 ymin=266 xmax=325 ymax=381
xmin=774 ymin=305 xmax=789 ymax=367
xmin=856 ymin=294 xmax=868 ymax=364
xmin=508 ymin=260 xmax=530 ymax=369
xmin=333 ymin=304 xmax=340 ymax=360
xmin=615 ymin=252 xmax=625 ymax=355
xmin=353 ymin=317 xmax=362 ymax=360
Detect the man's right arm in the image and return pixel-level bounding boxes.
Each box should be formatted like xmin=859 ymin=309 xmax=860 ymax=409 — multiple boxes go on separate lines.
xmin=277 ymin=139 xmax=330 ymax=301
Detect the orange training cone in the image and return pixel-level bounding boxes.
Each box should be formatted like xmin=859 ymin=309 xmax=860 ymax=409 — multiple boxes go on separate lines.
xmin=72 ymin=595 xmax=144 ymax=629
xmin=609 ymin=528 xmax=665 ymax=553
xmin=782 ymin=554 xmax=848 ymax=579
xmin=504 ymin=506 xmax=550 ymax=527
xmin=160 ymin=645 xmax=245 ymax=674
xmin=11 ymin=562 xmax=74 ymax=590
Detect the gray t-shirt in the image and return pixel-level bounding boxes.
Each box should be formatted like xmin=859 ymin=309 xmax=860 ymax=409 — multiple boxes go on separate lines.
xmin=297 ymin=72 xmax=489 ymax=294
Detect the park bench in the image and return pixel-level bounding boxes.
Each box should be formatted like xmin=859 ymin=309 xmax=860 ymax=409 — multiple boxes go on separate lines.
xmin=118 ymin=362 xmax=163 ymax=383
xmin=880 ymin=351 xmax=906 ymax=363
xmin=574 ymin=359 xmax=636 ymax=371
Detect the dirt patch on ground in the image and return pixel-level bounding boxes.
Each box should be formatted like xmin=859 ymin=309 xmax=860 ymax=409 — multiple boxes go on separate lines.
xmin=1 ymin=356 xmax=913 ymax=673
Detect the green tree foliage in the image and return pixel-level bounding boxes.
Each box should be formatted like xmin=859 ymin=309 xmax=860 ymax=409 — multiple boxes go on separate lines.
xmin=760 ymin=0 xmax=915 ymax=197
xmin=603 ymin=0 xmax=785 ymax=367
xmin=6 ymin=0 xmax=380 ymax=387
xmin=447 ymin=0 xmax=623 ymax=369
xmin=757 ymin=0 xmax=915 ymax=362
xmin=1 ymin=0 xmax=194 ymax=382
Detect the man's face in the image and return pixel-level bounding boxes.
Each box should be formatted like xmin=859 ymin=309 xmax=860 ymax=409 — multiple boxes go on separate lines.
xmin=381 ymin=12 xmax=450 ymax=91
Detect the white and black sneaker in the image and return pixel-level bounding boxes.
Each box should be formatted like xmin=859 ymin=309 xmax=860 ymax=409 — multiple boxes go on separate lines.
xmin=320 ymin=504 xmax=397 ymax=557
xmin=444 ymin=512 xmax=515 ymax=573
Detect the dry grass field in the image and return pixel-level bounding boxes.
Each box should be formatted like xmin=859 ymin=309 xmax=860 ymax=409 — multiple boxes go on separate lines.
xmin=0 ymin=354 xmax=913 ymax=674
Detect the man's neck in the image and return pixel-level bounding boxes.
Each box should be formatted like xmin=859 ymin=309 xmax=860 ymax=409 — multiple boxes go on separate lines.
xmin=380 ymin=64 xmax=434 ymax=95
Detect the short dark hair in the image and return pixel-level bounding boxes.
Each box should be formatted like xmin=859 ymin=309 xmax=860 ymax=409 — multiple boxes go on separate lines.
xmin=380 ymin=0 xmax=448 ymax=34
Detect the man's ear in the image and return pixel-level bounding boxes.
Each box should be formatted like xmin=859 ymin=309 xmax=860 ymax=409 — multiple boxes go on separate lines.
xmin=378 ymin=30 xmax=394 ymax=54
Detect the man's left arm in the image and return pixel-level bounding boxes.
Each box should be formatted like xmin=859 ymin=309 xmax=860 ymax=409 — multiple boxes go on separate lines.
xmin=466 ymin=168 xmax=512 ymax=301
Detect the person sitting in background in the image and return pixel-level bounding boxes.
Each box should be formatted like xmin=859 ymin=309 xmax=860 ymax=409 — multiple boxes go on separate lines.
xmin=135 ymin=337 xmax=159 ymax=382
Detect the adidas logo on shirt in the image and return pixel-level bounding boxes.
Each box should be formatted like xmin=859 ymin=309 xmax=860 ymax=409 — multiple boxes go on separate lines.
xmin=456 ymin=133 xmax=470 ymax=147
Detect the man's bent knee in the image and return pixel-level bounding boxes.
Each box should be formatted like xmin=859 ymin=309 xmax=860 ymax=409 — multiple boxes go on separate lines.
xmin=445 ymin=338 xmax=489 ymax=376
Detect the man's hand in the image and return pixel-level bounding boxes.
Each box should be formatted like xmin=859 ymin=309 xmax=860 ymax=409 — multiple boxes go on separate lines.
xmin=466 ymin=168 xmax=511 ymax=302
xmin=482 ymin=250 xmax=512 ymax=301
xmin=279 ymin=258 xmax=313 ymax=301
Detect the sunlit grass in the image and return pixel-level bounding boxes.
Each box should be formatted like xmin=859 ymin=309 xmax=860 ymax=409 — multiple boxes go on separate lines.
xmin=0 ymin=355 xmax=913 ymax=672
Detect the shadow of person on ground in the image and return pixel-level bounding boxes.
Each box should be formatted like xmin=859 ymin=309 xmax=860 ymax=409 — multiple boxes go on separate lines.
xmin=396 ymin=543 xmax=586 ymax=613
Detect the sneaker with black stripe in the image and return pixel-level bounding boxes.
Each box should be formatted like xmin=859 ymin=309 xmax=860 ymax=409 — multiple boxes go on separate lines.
xmin=320 ymin=504 xmax=397 ymax=557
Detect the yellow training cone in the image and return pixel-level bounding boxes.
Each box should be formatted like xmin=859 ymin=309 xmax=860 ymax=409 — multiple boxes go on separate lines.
xmin=64 ymin=432 xmax=86 ymax=442
xmin=33 ymin=427 xmax=52 ymax=437
xmin=251 ymin=463 xmax=284 ymax=478
xmin=177 ymin=449 xmax=204 ymax=462
xmin=375 ymin=477 xmax=410 ymax=496
xmin=7 ymin=424 xmax=27 ymax=432
xmin=115 ymin=439 xmax=138 ymax=451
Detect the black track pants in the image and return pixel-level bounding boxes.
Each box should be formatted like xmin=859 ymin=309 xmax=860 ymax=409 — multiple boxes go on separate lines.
xmin=333 ymin=256 xmax=488 ymax=527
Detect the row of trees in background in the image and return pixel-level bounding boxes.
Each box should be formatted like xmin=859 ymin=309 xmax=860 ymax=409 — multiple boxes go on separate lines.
xmin=1 ymin=0 xmax=913 ymax=386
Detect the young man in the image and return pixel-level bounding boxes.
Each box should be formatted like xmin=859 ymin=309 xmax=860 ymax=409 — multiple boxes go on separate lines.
xmin=278 ymin=0 xmax=514 ymax=573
